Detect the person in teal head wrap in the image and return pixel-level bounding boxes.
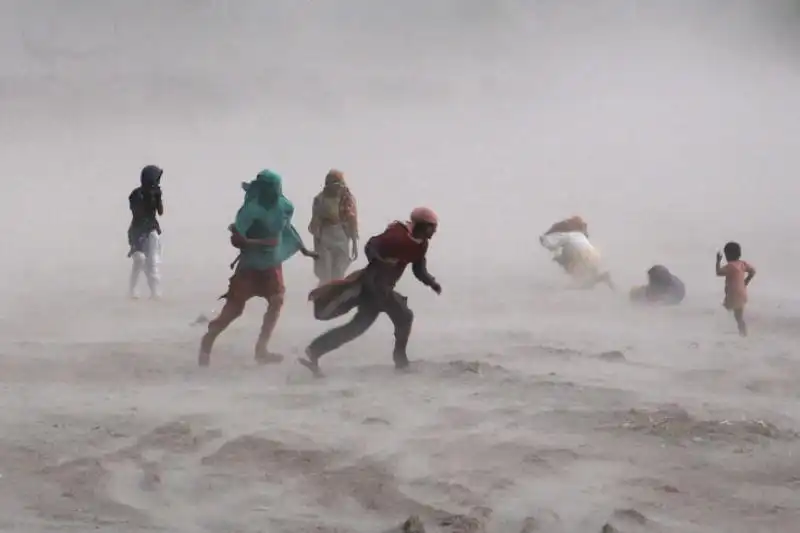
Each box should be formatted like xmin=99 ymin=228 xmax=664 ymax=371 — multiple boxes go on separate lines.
xmin=199 ymin=170 xmax=318 ymax=367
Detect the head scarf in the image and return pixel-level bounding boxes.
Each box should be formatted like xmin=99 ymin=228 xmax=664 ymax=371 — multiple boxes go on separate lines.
xmin=323 ymin=169 xmax=346 ymax=194
xmin=140 ymin=165 xmax=163 ymax=189
xmin=310 ymin=169 xmax=358 ymax=239
xmin=647 ymin=265 xmax=672 ymax=287
xmin=235 ymin=169 xmax=304 ymax=267
xmin=545 ymin=216 xmax=588 ymax=237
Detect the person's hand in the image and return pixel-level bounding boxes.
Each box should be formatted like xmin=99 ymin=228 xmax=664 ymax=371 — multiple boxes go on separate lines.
xmin=430 ymin=280 xmax=442 ymax=295
xmin=302 ymin=247 xmax=320 ymax=260
xmin=716 ymin=251 xmax=722 ymax=262
xmin=350 ymin=240 xmax=359 ymax=261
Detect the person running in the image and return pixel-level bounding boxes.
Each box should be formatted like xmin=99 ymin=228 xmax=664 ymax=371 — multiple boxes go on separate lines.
xmin=299 ymin=207 xmax=442 ymax=377
xmin=716 ymin=241 xmax=756 ymax=336
xmin=308 ymin=169 xmax=359 ymax=285
xmin=629 ymin=264 xmax=686 ymax=305
xmin=128 ymin=164 xmax=164 ymax=299
xmin=198 ymin=169 xmax=317 ymax=367
xmin=539 ymin=215 xmax=613 ymax=289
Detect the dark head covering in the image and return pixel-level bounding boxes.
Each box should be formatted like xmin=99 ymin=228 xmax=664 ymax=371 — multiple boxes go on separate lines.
xmin=140 ymin=165 xmax=163 ymax=188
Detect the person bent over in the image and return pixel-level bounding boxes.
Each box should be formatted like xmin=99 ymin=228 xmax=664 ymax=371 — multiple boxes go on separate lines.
xmin=300 ymin=207 xmax=442 ymax=377
xmin=629 ymin=265 xmax=685 ymax=305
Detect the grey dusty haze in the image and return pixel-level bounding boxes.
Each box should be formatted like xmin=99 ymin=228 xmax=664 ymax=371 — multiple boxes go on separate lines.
xmin=1 ymin=1 xmax=800 ymax=532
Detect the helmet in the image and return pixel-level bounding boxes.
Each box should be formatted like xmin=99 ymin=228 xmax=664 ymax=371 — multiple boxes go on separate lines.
xmin=410 ymin=207 xmax=438 ymax=226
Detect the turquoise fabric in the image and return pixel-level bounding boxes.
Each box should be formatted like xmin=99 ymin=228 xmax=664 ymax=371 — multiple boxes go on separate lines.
xmin=233 ymin=170 xmax=304 ymax=270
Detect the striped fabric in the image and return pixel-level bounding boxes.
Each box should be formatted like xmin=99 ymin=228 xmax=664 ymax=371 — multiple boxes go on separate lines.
xmin=338 ymin=189 xmax=358 ymax=239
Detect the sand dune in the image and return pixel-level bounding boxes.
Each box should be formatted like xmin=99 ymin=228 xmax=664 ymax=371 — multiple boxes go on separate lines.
xmin=1 ymin=1 xmax=799 ymax=532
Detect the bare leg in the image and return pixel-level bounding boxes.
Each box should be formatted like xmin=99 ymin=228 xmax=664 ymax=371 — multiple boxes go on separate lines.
xmin=255 ymin=292 xmax=285 ymax=364
xmin=734 ymin=309 xmax=747 ymax=337
xmin=199 ymin=298 xmax=246 ymax=366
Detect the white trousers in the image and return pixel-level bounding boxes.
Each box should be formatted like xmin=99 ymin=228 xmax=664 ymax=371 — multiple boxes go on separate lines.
xmin=313 ymin=225 xmax=352 ymax=285
xmin=129 ymin=230 xmax=162 ymax=298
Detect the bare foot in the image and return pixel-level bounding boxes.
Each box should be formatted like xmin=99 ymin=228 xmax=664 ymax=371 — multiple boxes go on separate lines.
xmin=198 ymin=350 xmax=210 ymax=367
xmin=298 ymin=357 xmax=324 ymax=378
xmin=394 ymin=358 xmax=411 ymax=373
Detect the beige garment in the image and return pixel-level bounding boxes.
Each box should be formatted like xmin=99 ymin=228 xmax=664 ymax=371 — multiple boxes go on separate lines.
xmin=316 ymin=194 xmax=341 ymax=225
xmin=545 ymin=216 xmax=588 ymax=236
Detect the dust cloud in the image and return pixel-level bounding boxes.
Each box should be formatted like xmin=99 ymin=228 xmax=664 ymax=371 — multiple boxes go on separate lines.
xmin=1 ymin=1 xmax=799 ymax=532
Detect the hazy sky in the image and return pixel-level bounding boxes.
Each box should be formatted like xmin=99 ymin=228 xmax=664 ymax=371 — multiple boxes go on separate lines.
xmin=1 ymin=0 xmax=798 ymax=303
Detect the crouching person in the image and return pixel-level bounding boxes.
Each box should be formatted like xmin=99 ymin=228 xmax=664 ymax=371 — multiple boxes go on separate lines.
xmin=299 ymin=207 xmax=442 ymax=377
xmin=629 ymin=265 xmax=685 ymax=305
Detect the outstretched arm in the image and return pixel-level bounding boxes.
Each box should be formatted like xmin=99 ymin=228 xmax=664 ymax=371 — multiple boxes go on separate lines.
xmin=287 ymin=224 xmax=318 ymax=258
xmin=411 ymin=256 xmax=437 ymax=288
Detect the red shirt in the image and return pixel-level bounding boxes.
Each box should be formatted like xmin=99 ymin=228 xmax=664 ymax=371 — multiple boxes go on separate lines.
xmin=366 ymin=221 xmax=428 ymax=287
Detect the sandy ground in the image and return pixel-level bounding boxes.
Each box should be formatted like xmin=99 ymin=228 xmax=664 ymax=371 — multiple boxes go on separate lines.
xmin=0 ymin=273 xmax=798 ymax=533
xmin=2 ymin=1 xmax=800 ymax=532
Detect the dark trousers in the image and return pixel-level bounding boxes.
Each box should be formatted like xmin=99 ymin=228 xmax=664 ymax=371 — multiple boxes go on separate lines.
xmin=306 ymin=289 xmax=414 ymax=366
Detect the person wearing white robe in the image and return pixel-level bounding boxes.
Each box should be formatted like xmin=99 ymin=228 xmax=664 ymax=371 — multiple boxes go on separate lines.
xmin=540 ymin=223 xmax=613 ymax=289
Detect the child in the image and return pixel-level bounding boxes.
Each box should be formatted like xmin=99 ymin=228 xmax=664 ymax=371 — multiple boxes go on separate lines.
xmin=716 ymin=241 xmax=756 ymax=336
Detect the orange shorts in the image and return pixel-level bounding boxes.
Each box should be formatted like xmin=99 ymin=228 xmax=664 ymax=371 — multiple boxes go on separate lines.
xmin=222 ymin=265 xmax=285 ymax=303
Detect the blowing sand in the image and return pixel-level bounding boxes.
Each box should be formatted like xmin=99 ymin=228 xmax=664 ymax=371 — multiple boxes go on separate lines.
xmin=1 ymin=1 xmax=799 ymax=532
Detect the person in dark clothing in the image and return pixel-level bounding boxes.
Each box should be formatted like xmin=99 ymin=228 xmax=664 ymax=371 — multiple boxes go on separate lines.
xmin=299 ymin=207 xmax=442 ymax=377
xmin=629 ymin=264 xmax=686 ymax=305
xmin=128 ymin=165 xmax=164 ymax=299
